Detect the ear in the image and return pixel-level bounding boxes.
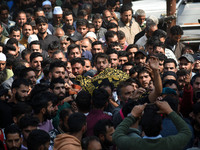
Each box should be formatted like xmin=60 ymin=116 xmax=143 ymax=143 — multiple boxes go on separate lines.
xmin=41 ymin=107 xmax=46 ymax=115
xmin=12 ymin=88 xmax=17 ymax=95
xmin=81 ymin=125 xmax=87 ymax=133
xmin=13 ymin=117 xmax=17 ymax=124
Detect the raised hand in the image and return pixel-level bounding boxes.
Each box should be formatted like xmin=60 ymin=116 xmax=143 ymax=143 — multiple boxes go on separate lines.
xmin=149 ymin=56 xmax=159 ymax=70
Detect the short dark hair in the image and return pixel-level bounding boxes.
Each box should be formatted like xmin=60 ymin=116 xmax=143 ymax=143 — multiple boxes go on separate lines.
xmin=67 ymin=44 xmax=80 ymax=56
xmin=30 ymin=40 xmax=41 ymax=49
xmin=106 ymin=49 xmax=118 ymax=55
xmin=7 ymin=38 xmax=18 ymax=46
xmin=75 ymin=90 xmax=91 ymax=112
xmin=5 ymin=124 xmax=21 ymax=139
xmin=117 ymin=81 xmax=132 ymax=97
xmin=19 ymin=115 xmax=39 ymax=130
xmin=193 ymin=102 xmax=200 ymax=115
xmin=153 ymin=41 xmax=165 ymax=51
xmin=92 ymin=41 xmax=103 ymax=48
xmin=164 ymin=58 xmax=177 ymax=67
xmin=31 ymin=91 xmax=57 ymax=114
xmin=107 ymin=22 xmax=118 ymax=30
xmin=30 ymin=52 xmax=43 ymax=63
xmin=76 ymin=19 xmax=88 ymax=28
xmin=120 ymin=5 xmax=133 ymax=14
xmin=50 ymin=78 xmax=65 ymax=89
xmin=70 ymin=58 xmax=85 ymax=66
xmin=12 ymin=102 xmax=32 ymax=120
xmin=94 ymin=53 xmax=110 ymax=64
xmin=9 ymin=26 xmax=21 ymax=34
xmin=48 ymin=41 xmax=60 ymax=51
xmin=105 ymin=31 xmax=117 ymax=42
xmin=163 ymin=79 xmax=179 ymax=89
xmin=126 ymin=44 xmax=138 ymax=52
xmin=92 ymin=13 xmax=102 ymax=21
xmin=19 ymin=67 xmax=35 ymax=79
xmin=68 ymin=112 xmax=86 ymax=133
xmin=78 ymin=9 xmax=88 ymax=18
xmin=63 ymin=10 xmax=73 ymax=17
xmin=12 ymin=78 xmax=29 ymax=89
xmin=118 ymin=30 xmax=125 ymax=40
xmin=93 ymin=119 xmax=113 ymax=137
xmin=21 ymin=48 xmax=32 ymax=60
xmin=141 ymin=104 xmax=162 ymax=137
xmin=49 ymin=60 xmax=66 ymax=73
xmin=0 ymin=5 xmax=9 ymax=13
xmin=82 ymin=136 xmax=101 ymax=150
xmin=27 ymin=129 xmax=50 ymax=150
xmin=92 ymin=88 xmax=109 ymax=109
xmin=35 ymin=16 xmax=48 ymax=25
xmin=170 ymin=25 xmax=183 ymax=35
xmin=118 ymin=51 xmax=129 ymax=58
xmin=152 ymin=29 xmax=167 ymax=39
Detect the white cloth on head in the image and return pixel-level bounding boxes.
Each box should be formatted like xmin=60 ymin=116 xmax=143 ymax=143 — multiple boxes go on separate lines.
xmin=0 ymin=53 xmax=6 ymax=61
xmin=42 ymin=0 xmax=52 ymax=6
xmin=53 ymin=6 xmax=63 ymax=15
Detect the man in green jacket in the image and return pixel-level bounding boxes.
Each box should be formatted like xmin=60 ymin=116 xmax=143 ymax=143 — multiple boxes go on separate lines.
xmin=112 ymin=101 xmax=192 ymax=150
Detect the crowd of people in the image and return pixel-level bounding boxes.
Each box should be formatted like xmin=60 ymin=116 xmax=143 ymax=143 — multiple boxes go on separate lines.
xmin=0 ymin=0 xmax=200 ymax=150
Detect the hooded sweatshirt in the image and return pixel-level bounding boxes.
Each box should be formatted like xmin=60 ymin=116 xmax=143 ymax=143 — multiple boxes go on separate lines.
xmin=53 ymin=133 xmax=82 ymax=150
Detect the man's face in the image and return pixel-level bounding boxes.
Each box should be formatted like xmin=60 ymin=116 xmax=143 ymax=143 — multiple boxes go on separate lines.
xmin=64 ymin=15 xmax=73 ymax=26
xmin=146 ymin=45 xmax=153 ymax=55
xmin=77 ymin=25 xmax=88 ymax=37
xmin=170 ymin=34 xmax=181 ymax=44
xmin=119 ymin=38 xmax=126 ymax=49
xmin=193 ymin=77 xmax=200 ymax=93
xmin=30 ymin=56 xmax=43 ymax=71
xmin=44 ymin=101 xmax=55 ymax=120
xmin=135 ymin=53 xmax=146 ymax=66
xmin=0 ymin=9 xmax=9 ymax=23
xmin=119 ymin=85 xmax=134 ymax=101
xmin=60 ymin=39 xmax=70 ymax=52
xmin=123 ymin=65 xmax=133 ymax=75
xmin=93 ymin=19 xmax=102 ymax=30
xmin=52 ymin=83 xmax=66 ymax=99
xmin=158 ymin=60 xmax=164 ymax=74
xmin=81 ymin=39 xmax=92 ymax=52
xmin=135 ymin=15 xmax=145 ymax=26
xmin=35 ymin=11 xmax=45 ymax=18
xmin=128 ymin=47 xmax=138 ymax=62
xmin=72 ymin=62 xmax=84 ymax=76
xmin=22 ymin=126 xmax=37 ymax=142
xmin=26 ymin=71 xmax=36 ymax=87
xmin=53 ymin=14 xmax=63 ymax=25
xmin=16 ymin=13 xmax=27 ymax=27
xmin=10 ymin=31 xmax=21 ymax=41
xmin=92 ymin=44 xmax=104 ymax=55
xmin=84 ymin=60 xmax=92 ymax=72
xmin=104 ymin=126 xmax=115 ymax=146
xmin=164 ymin=62 xmax=177 ymax=73
xmin=53 ymin=52 xmax=67 ymax=62
xmin=95 ymin=57 xmax=109 ymax=73
xmin=14 ymin=84 xmax=29 ymax=102
xmin=121 ymin=10 xmax=132 ymax=24
xmin=0 ymin=60 xmax=6 ymax=71
xmin=119 ymin=56 xmax=128 ymax=66
xmin=103 ymin=10 xmax=112 ymax=23
xmin=153 ymin=46 xmax=165 ymax=55
xmin=22 ymin=25 xmax=33 ymax=39
xmin=107 ymin=35 xmax=118 ymax=46
xmin=43 ymin=5 xmax=52 ymax=13
xmin=109 ymin=53 xmax=118 ymax=69
xmin=68 ymin=48 xmax=82 ymax=61
xmin=165 ymin=83 xmax=179 ymax=95
xmin=179 ymin=58 xmax=193 ymax=72
xmin=6 ymin=133 xmax=22 ymax=150
xmin=31 ymin=44 xmax=42 ymax=53
xmin=138 ymin=72 xmax=151 ymax=89
xmin=177 ymin=75 xmax=186 ymax=91
xmin=37 ymin=23 xmax=48 ymax=34
xmin=51 ymin=67 xmax=65 ymax=79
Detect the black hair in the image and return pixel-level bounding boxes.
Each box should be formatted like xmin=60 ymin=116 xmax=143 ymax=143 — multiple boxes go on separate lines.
xmin=21 ymin=48 xmax=32 ymax=60
xmin=19 ymin=67 xmax=35 ymax=79
xmin=140 ymin=104 xmax=162 ymax=136
xmin=75 ymin=90 xmax=91 ymax=112
xmin=107 ymin=22 xmax=118 ymax=30
xmin=118 ymin=30 xmax=125 ymax=40
xmin=0 ymin=5 xmax=9 ymax=13
xmin=94 ymin=53 xmax=110 ymax=64
xmin=164 ymin=58 xmax=177 ymax=67
xmin=50 ymin=77 xmax=65 ymax=90
xmin=162 ymin=95 xmax=178 ymax=112
xmin=19 ymin=115 xmax=39 ymax=130
xmin=126 ymin=44 xmax=138 ymax=52
xmin=92 ymin=41 xmax=103 ymax=47
xmin=29 ymin=83 xmax=49 ymax=100
xmin=31 ymin=91 xmax=57 ymax=114
xmin=78 ymin=9 xmax=88 ymax=18
xmin=67 ymin=44 xmax=80 ymax=56
xmin=12 ymin=102 xmax=32 ymax=118
xmin=191 ymin=73 xmax=200 ymax=86
xmin=163 ymin=79 xmax=179 ymax=89
xmin=176 ymin=69 xmax=189 ymax=78
xmin=170 ymin=25 xmax=183 ymax=35
xmin=122 ymin=62 xmax=134 ymax=70
xmin=35 ymin=16 xmax=48 ymax=25
xmin=29 ymin=40 xmax=41 ymax=49
xmin=153 ymin=41 xmax=165 ymax=51
xmin=9 ymin=26 xmax=21 ymax=34
xmin=27 ymin=129 xmax=50 ymax=150
xmin=49 ymin=60 xmax=66 ymax=73
xmin=30 ymin=52 xmax=43 ymax=63
xmin=63 ymin=10 xmax=73 ymax=17
xmin=93 ymin=119 xmax=113 ymax=137
xmin=48 ymin=41 xmax=60 ymax=51
xmin=106 ymin=48 xmax=118 ymax=55
xmin=152 ymin=29 xmax=167 ymax=39
xmin=92 ymin=88 xmax=109 ymax=109
xmin=7 ymin=38 xmax=18 ymax=46
xmin=92 ymin=13 xmax=102 ymax=21
xmin=120 ymin=5 xmax=133 ymax=14
xmin=76 ymin=19 xmax=88 ymax=28
xmin=193 ymin=102 xmax=200 ymax=115
xmin=68 ymin=112 xmax=86 ymax=133
xmin=4 ymin=124 xmax=21 ymax=139
xmin=59 ymin=108 xmax=72 ymax=122
xmin=12 ymin=78 xmax=29 ymax=89
xmin=105 ymin=31 xmax=117 ymax=42
xmin=118 ymin=51 xmax=129 ymax=58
